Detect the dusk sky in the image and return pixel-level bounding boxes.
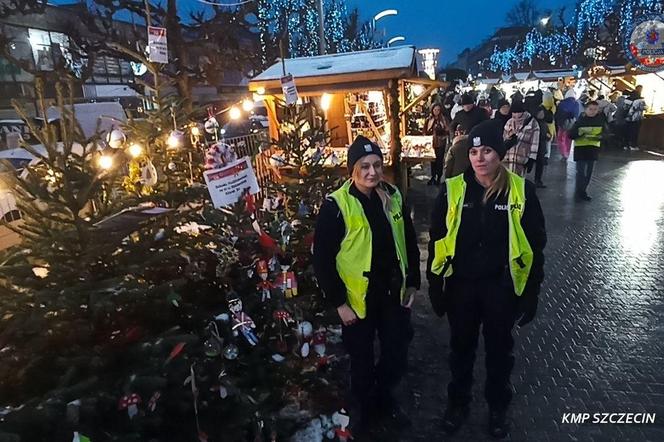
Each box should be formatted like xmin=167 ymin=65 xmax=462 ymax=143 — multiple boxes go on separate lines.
xmin=60 ymin=0 xmax=580 ymax=64
xmin=344 ymin=0 xmax=578 ymax=64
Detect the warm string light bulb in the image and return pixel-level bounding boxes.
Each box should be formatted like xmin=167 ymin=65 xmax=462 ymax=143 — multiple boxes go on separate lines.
xmin=128 ymin=143 xmax=143 ymax=158
xmin=98 ymin=154 xmax=114 ymax=170
xmin=229 ymin=107 xmax=242 ymax=120
xmin=242 ymin=99 xmax=254 ymax=112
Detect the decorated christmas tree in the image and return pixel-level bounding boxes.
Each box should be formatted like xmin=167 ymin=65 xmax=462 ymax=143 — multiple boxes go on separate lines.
xmin=0 ymin=81 xmax=348 ymax=441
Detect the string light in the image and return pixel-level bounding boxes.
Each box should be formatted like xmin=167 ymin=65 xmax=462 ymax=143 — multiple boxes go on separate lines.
xmin=229 ymin=107 xmax=242 ymax=120
xmin=242 ymin=99 xmax=254 ymax=112
xmin=128 ymin=143 xmax=144 ymax=158
xmin=98 ymin=154 xmax=114 ymax=170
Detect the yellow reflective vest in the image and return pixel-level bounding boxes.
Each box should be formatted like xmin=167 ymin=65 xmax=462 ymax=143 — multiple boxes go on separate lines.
xmin=576 ymin=126 xmax=603 ymax=148
xmin=430 ymin=172 xmax=534 ymax=295
xmin=329 ymin=180 xmax=408 ymax=318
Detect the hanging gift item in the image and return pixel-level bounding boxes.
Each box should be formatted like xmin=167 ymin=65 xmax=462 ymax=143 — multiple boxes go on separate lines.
xmin=205 ymin=116 xmax=219 ymax=135
xmin=205 ymin=142 xmax=238 ymax=170
xmin=273 ymin=309 xmax=294 ymax=353
xmin=203 ymin=321 xmax=224 ymax=357
xmin=118 ymin=393 xmax=141 ymax=419
xmin=147 ymin=391 xmax=161 ymax=412
xmin=228 ymin=298 xmax=259 ymax=346
xmin=256 ymin=260 xmax=274 ymax=302
xmin=141 ymin=159 xmax=158 ymax=186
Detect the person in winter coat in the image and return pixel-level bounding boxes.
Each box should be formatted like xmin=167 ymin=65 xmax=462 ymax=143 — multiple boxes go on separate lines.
xmin=554 ymin=90 xmax=580 ymax=161
xmin=450 ymin=94 xmax=489 ymax=136
xmin=502 ymin=101 xmax=540 ymax=177
xmin=569 ymin=101 xmax=607 ymax=201
xmin=313 ymin=135 xmax=420 ymax=435
xmin=625 ymin=86 xmax=646 ymax=151
xmin=493 ymin=99 xmax=512 ymax=133
xmin=425 ymin=103 xmax=450 ymax=185
xmin=427 ymin=120 xmax=547 ymax=439
xmin=534 ymin=106 xmax=552 ymax=188
xmin=443 ymin=134 xmax=471 ymax=179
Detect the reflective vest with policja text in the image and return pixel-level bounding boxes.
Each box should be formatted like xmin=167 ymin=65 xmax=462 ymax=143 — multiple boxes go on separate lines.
xmin=430 ymin=172 xmax=533 ymax=295
xmin=329 ymin=180 xmax=408 ymax=319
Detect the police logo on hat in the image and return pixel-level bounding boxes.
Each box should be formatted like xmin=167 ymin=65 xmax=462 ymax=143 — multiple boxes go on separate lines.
xmin=473 ymin=136 xmax=481 ymax=147
xmin=364 ymin=144 xmax=373 ymax=152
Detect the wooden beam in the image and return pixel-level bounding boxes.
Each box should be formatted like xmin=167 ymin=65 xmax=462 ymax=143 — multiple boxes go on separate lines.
xmin=400 ymin=84 xmax=437 ymax=116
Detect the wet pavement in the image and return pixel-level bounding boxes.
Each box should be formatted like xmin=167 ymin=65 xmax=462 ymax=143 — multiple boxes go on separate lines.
xmin=398 ymin=148 xmax=664 ymax=442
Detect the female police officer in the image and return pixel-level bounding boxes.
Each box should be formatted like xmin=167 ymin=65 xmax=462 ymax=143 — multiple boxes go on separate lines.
xmin=313 ymin=135 xmax=420 ymax=434
xmin=427 ymin=120 xmax=546 ymax=438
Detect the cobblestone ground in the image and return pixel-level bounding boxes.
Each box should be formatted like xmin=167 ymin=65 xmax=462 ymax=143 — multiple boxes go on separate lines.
xmin=394 ymin=148 xmax=664 ymax=442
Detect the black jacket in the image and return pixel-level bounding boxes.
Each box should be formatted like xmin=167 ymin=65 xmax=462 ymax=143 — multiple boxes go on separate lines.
xmin=313 ymin=182 xmax=421 ymax=309
xmin=427 ymin=169 xmax=546 ymax=297
xmin=450 ymin=106 xmax=489 ymax=135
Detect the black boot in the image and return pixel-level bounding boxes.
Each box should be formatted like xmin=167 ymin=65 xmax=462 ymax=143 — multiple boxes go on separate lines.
xmin=441 ymin=404 xmax=470 ymax=435
xmin=488 ymin=409 xmax=510 ymax=439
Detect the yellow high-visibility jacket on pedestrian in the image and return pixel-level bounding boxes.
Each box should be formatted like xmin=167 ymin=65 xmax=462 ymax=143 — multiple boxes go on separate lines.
xmin=430 ymin=172 xmax=534 ymax=295
xmin=330 ymin=180 xmax=408 ymax=318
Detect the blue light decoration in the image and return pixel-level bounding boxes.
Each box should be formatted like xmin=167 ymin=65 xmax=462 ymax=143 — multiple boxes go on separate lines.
xmin=488 ymin=29 xmax=574 ymax=73
xmin=256 ymin=0 xmax=354 ymax=61
xmin=576 ymin=0 xmax=614 ymax=42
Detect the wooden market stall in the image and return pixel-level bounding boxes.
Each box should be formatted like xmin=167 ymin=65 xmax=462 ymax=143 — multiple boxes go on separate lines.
xmin=248 ymin=46 xmax=447 ymax=189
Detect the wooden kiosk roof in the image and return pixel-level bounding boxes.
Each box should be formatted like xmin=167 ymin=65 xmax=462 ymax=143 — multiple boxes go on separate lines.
xmin=248 ymin=46 xmax=419 ymax=95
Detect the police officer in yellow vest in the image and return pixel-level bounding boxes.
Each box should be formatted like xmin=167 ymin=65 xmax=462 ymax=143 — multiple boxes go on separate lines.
xmin=427 ymin=121 xmax=546 ymax=438
xmin=313 ymin=135 xmax=421 ymax=435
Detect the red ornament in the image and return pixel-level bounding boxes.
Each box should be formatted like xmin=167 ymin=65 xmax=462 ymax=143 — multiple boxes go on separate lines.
xmin=165 ymin=342 xmax=187 ymax=364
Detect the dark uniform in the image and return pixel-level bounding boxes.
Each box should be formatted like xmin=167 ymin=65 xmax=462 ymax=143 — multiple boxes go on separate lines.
xmin=427 ymin=166 xmax=546 ymax=435
xmin=313 ymin=137 xmax=421 ymax=430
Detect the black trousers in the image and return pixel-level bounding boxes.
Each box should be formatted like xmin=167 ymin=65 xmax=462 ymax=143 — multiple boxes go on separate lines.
xmin=342 ymin=284 xmax=414 ymax=406
xmin=430 ymin=141 xmax=447 ymax=182
xmin=626 ymin=120 xmax=641 ymax=147
xmin=446 ymin=276 xmax=517 ymax=411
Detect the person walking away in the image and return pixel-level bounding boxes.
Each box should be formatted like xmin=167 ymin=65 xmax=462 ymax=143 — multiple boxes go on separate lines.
xmin=493 ymin=99 xmax=511 ymax=133
xmin=427 ymin=120 xmax=547 ymax=438
xmin=569 ymin=101 xmax=606 ymax=201
xmin=489 ymin=86 xmax=504 ymax=110
xmin=313 ymin=135 xmax=421 ymax=436
xmin=450 ymin=94 xmax=489 ymax=137
xmin=554 ymin=90 xmax=580 ymax=161
xmin=625 ymin=86 xmax=646 ymax=151
xmin=502 ymin=101 xmax=539 ymax=177
xmin=612 ymin=93 xmax=629 ymax=150
xmin=425 ymin=103 xmax=450 ymax=185
xmin=542 ymin=90 xmax=556 ymax=161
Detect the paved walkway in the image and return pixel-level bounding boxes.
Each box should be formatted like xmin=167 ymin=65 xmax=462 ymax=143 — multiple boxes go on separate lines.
xmin=398 ymin=148 xmax=664 ymax=441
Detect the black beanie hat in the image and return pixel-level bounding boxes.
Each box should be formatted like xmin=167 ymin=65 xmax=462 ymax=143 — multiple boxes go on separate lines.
xmin=347 ymin=135 xmax=383 ymax=173
xmin=468 ymin=120 xmax=507 ymax=159
xmin=497 ymin=98 xmax=510 ymax=109
xmin=510 ymin=100 xmax=525 ymax=113
xmin=461 ymin=93 xmax=474 ymax=105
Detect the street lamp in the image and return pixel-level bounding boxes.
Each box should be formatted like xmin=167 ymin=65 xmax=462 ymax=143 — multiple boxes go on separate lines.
xmin=387 ymin=36 xmax=406 ymax=47
xmin=540 ymin=16 xmax=550 ymax=26
xmin=374 ymin=9 xmax=398 ymax=22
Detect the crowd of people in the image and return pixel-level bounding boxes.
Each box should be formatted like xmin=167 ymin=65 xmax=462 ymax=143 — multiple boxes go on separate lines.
xmin=423 ymin=81 xmax=647 ymax=201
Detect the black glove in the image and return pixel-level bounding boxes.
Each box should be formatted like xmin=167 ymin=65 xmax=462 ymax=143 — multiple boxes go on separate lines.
xmin=516 ymin=286 xmax=539 ymax=327
xmin=428 ymin=278 xmax=448 ymax=318
xmin=504 ymin=134 xmax=518 ymax=150
xmin=525 ymin=158 xmax=536 ymax=173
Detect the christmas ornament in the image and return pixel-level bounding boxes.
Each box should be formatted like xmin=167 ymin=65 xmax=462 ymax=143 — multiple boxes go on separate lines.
xmin=165 ymin=342 xmax=186 ymax=364
xmin=332 ymin=409 xmax=352 ymax=442
xmin=205 ymin=142 xmax=238 ymax=169
xmin=312 ymin=329 xmax=327 ymax=356
xmin=167 ymin=162 xmax=177 ymax=171
xmin=295 ymin=320 xmax=313 ymax=358
xmin=256 ymin=260 xmax=274 ymax=302
xmin=223 ymin=343 xmax=239 ymax=360
xmin=167 ymin=130 xmax=185 ymax=149
xmin=141 ymin=159 xmax=158 ymax=186
xmin=205 ymin=117 xmax=219 ymax=134
xmin=118 ymin=393 xmax=141 ymax=419
xmin=229 ymin=298 xmax=259 ymax=346
xmin=269 ymin=154 xmax=286 ymax=168
xmin=148 ymin=391 xmax=161 ymax=412
xmin=275 ymin=263 xmax=298 ymax=298
xmin=204 ymin=321 xmax=224 ymax=357
xmin=106 ymin=128 xmax=126 ymax=149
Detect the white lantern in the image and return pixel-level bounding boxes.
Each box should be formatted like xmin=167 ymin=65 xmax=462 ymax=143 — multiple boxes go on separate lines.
xmin=204 ymin=117 xmax=219 ymax=134
xmin=107 ymin=129 xmax=126 ymax=149
xmin=167 ymin=130 xmax=185 ymax=149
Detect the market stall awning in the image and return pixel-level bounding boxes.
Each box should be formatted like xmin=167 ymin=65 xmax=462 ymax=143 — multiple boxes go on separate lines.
xmin=249 ymin=46 xmax=417 ymax=95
